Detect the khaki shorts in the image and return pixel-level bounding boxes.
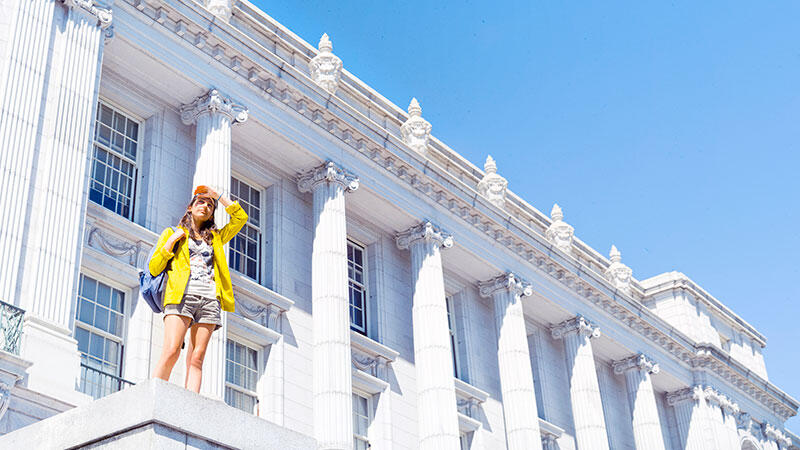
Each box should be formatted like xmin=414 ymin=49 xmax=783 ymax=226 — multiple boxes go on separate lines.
xmin=164 ymin=294 xmax=222 ymax=330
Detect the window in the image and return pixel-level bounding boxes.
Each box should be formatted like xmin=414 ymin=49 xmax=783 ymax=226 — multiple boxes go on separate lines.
xmin=229 ymin=177 xmax=261 ymax=282
xmin=446 ymin=296 xmax=460 ymax=379
xmin=347 ymin=240 xmax=367 ymax=335
xmin=352 ymin=393 xmax=370 ymax=450
xmin=225 ymin=338 xmax=259 ymax=414
xmin=74 ymin=274 xmax=130 ymax=399
xmin=89 ymin=101 xmax=139 ymax=220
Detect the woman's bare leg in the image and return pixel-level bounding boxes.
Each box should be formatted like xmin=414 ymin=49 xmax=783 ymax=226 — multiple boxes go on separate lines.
xmin=184 ymin=328 xmax=196 ymax=388
xmin=152 ymin=315 xmax=191 ymax=381
xmin=185 ymin=323 xmax=216 ymax=393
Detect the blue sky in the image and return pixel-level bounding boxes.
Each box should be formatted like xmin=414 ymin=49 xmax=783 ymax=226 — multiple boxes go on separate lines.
xmin=254 ymin=1 xmax=800 ymax=430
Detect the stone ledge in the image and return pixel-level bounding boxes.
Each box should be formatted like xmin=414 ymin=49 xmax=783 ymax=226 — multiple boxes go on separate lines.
xmin=0 ymin=378 xmax=315 ymax=449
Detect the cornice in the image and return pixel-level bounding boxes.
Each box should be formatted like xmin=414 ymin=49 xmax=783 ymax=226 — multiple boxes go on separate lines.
xmin=118 ymin=0 xmax=797 ymax=421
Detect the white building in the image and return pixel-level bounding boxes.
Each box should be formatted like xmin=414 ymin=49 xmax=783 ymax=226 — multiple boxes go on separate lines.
xmin=0 ymin=0 xmax=797 ymax=449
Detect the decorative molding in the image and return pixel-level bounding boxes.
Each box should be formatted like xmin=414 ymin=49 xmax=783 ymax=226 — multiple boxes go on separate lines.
xmin=395 ymin=221 xmax=454 ymax=251
xmin=296 ymin=160 xmax=359 ymax=194
xmin=120 ymin=0 xmax=798 ymax=421
xmin=545 ymin=204 xmax=574 ymax=254
xmin=454 ymin=377 xmax=489 ymax=419
xmin=236 ymin=298 xmax=282 ymax=332
xmin=350 ymin=331 xmax=397 ymax=382
xmin=477 ymin=272 xmax=532 ymax=299
xmin=476 ymin=155 xmax=508 ymax=208
xmin=86 ymin=225 xmax=148 ymax=267
xmin=605 ymin=245 xmax=632 ymax=294
xmin=205 ymin=0 xmax=231 ymax=21
xmin=180 ymin=88 xmax=248 ymax=125
xmin=665 ymin=385 xmax=703 ymax=406
xmin=400 ymin=98 xmax=431 ymax=155
xmin=62 ymin=0 xmax=113 ymax=29
xmin=309 ymin=33 xmax=342 ymax=94
xmin=612 ymin=353 xmax=659 ymax=375
xmin=550 ymin=315 xmax=601 ymax=340
xmin=764 ymin=422 xmax=792 ymax=447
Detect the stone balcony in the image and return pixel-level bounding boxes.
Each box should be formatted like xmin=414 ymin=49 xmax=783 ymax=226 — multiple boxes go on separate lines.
xmin=0 ymin=378 xmax=314 ymax=449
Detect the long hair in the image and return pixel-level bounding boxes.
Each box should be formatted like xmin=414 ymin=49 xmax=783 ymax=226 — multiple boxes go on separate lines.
xmin=179 ymin=197 xmax=218 ymax=245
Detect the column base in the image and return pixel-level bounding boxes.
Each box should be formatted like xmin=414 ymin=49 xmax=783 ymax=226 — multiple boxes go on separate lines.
xmin=20 ymin=316 xmax=91 ymax=406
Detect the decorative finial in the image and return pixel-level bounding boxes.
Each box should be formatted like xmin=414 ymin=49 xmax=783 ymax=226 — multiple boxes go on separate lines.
xmin=310 ymin=33 xmax=342 ymax=94
xmin=551 ymin=204 xmax=564 ymax=222
xmin=400 ymin=98 xmax=432 ymax=155
xmin=546 ymin=203 xmax=573 ymax=254
xmin=477 ymin=155 xmax=507 ymax=208
xmin=408 ymin=98 xmax=422 ymax=116
xmin=605 ymin=244 xmax=632 ymax=294
xmin=318 ymin=33 xmax=333 ymax=52
xmin=610 ymin=245 xmax=621 ymax=263
xmin=484 ymin=155 xmax=497 ymax=174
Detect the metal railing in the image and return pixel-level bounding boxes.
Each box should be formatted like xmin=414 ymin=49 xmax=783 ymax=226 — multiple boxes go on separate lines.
xmin=0 ymin=300 xmax=25 ymax=355
xmin=79 ymin=363 xmax=135 ymax=399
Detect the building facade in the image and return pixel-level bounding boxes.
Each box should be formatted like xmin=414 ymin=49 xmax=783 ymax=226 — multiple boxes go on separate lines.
xmin=0 ymin=0 xmax=798 ymax=449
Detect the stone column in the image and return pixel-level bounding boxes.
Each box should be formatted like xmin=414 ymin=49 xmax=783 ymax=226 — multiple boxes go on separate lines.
xmin=180 ymin=88 xmax=247 ymax=400
xmin=666 ymin=385 xmax=714 ymax=450
xmin=0 ymin=0 xmax=112 ymax=403
xmin=298 ymin=161 xmax=359 ymax=450
xmin=478 ymin=273 xmax=542 ymax=450
xmin=550 ymin=316 xmax=609 ymax=450
xmin=396 ymin=221 xmax=460 ymax=450
xmin=612 ymin=354 xmax=667 ymax=450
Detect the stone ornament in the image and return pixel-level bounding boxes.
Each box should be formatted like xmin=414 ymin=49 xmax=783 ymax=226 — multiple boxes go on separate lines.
xmin=400 ymin=98 xmax=432 ymax=155
xmin=205 ymin=0 xmax=232 ymax=21
xmin=180 ymin=89 xmax=248 ymax=125
xmin=545 ymin=204 xmax=574 ymax=254
xmin=763 ymin=423 xmax=791 ymax=448
xmin=478 ymin=272 xmax=532 ymax=298
xmin=296 ymin=160 xmax=359 ymax=194
xmin=665 ymin=385 xmax=704 ymax=406
xmin=550 ymin=315 xmax=601 ymax=340
xmin=476 ymin=155 xmax=508 ymax=208
xmin=0 ymin=383 xmax=11 ymax=421
xmin=62 ymin=0 xmax=113 ymax=28
xmin=237 ymin=299 xmax=282 ymax=332
xmin=309 ymin=33 xmax=342 ymax=94
xmin=395 ymin=221 xmax=453 ymax=250
xmin=612 ymin=353 xmax=659 ymax=375
xmin=605 ymin=245 xmax=633 ymax=294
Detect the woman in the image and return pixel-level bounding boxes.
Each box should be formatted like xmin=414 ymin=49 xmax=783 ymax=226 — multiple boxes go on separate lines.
xmin=149 ymin=185 xmax=248 ymax=392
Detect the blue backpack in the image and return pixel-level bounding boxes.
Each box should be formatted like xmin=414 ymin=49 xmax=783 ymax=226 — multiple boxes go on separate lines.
xmin=138 ymin=228 xmax=174 ymax=313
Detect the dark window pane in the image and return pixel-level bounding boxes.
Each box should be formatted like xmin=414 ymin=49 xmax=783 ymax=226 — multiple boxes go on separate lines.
xmin=76 ymin=327 xmax=90 ymax=353
xmin=96 ymin=283 xmax=111 ymax=307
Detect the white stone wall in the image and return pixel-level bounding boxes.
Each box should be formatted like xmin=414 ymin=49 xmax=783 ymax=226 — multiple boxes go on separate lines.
xmin=0 ymin=1 xmax=796 ymax=449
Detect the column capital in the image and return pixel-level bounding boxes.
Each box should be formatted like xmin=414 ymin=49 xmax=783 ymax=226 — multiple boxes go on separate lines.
xmin=550 ymin=315 xmax=600 ymax=340
xmin=665 ymin=385 xmax=705 ymax=406
xmin=395 ymin=221 xmax=453 ymax=251
xmin=296 ymin=161 xmax=359 ymax=194
xmin=61 ymin=0 xmax=113 ymax=28
xmin=180 ymin=89 xmax=248 ymax=125
xmin=478 ymin=272 xmax=532 ymax=299
xmin=612 ymin=353 xmax=659 ymax=375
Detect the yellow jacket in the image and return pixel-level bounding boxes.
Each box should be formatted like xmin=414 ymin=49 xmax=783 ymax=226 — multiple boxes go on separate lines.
xmin=148 ymin=202 xmax=248 ymax=312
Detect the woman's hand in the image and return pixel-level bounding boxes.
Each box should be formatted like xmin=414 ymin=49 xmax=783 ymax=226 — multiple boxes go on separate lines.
xmin=165 ymin=228 xmax=186 ymax=251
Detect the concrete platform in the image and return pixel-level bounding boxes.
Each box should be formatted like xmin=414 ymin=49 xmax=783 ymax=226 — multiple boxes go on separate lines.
xmin=0 ymin=378 xmax=315 ymax=449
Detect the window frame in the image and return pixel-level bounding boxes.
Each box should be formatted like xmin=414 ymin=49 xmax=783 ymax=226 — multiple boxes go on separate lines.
xmin=229 ymin=175 xmax=264 ymax=284
xmin=446 ymin=295 xmax=461 ymax=379
xmin=74 ymin=272 xmax=132 ymax=400
xmin=352 ymin=390 xmax=372 ymax=450
xmin=347 ymin=238 xmax=368 ymax=335
xmin=224 ymin=335 xmax=261 ymax=415
xmin=89 ymin=98 xmax=143 ymax=222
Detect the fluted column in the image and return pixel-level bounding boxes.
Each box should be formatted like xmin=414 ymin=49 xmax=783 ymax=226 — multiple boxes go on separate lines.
xmin=1 ymin=0 xmax=112 ymax=403
xmin=478 ymin=273 xmax=542 ymax=450
xmin=180 ymin=88 xmax=247 ymax=401
xmin=666 ymin=386 xmax=714 ymax=450
xmin=612 ymin=354 xmax=666 ymax=450
xmin=550 ymin=316 xmax=609 ymax=450
xmin=396 ymin=221 xmax=460 ymax=450
xmin=298 ymin=161 xmax=359 ymax=450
